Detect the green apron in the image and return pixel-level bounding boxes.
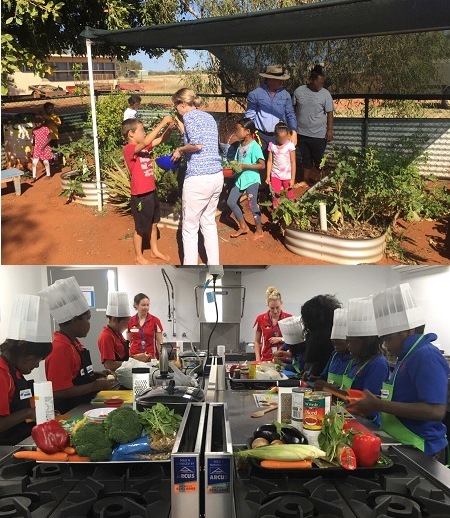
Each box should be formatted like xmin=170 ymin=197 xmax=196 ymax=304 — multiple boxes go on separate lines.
xmin=291 ymin=357 xmax=302 ymax=374
xmin=341 ymin=358 xmax=370 ymax=391
xmin=326 ymin=352 xmax=343 ymax=386
xmin=381 ymin=335 xmax=425 ymax=452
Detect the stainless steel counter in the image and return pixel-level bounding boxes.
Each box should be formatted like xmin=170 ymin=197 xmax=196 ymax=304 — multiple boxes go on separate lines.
xmin=208 ymin=384 xmax=402 ymax=446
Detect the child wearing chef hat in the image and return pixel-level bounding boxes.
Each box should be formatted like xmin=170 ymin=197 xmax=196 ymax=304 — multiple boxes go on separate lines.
xmin=0 ymin=294 xmax=52 ymax=445
xmin=351 ymin=283 xmax=449 ymax=462
xmin=312 ymin=308 xmax=352 ymax=390
xmin=343 ymin=296 xmax=390 ymax=427
xmin=97 ymin=292 xmax=132 ymax=372
xmin=275 ymin=316 xmax=307 ymax=375
xmin=39 ymin=277 xmax=116 ymax=414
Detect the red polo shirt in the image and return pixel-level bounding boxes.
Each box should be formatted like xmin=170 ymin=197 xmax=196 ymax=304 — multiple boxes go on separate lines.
xmin=0 ymin=356 xmax=17 ymax=416
xmin=45 ymin=332 xmax=85 ymax=391
xmin=98 ymin=326 xmax=128 ymax=363
xmin=254 ymin=311 xmax=292 ymax=361
xmin=127 ymin=313 xmax=163 ymax=358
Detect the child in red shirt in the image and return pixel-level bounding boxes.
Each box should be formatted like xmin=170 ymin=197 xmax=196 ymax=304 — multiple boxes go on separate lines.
xmin=122 ymin=116 xmax=175 ymax=265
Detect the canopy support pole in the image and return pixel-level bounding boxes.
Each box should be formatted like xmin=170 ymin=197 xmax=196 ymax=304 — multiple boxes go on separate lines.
xmin=86 ymin=38 xmax=103 ymax=212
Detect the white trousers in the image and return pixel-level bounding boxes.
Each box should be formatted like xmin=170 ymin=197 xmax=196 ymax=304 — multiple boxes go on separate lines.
xmin=182 ymin=171 xmax=223 ymax=265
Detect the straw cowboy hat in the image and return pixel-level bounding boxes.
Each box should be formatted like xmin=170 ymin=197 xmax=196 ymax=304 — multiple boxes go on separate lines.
xmin=259 ymin=65 xmax=290 ymax=81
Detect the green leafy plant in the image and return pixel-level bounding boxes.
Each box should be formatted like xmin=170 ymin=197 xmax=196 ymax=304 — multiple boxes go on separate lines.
xmin=262 ymin=187 xmax=314 ymax=231
xmin=103 ymin=159 xmax=132 ymax=213
xmin=88 ymin=92 xmax=129 ymax=152
xmin=272 ymin=135 xmax=450 ymax=239
xmin=59 ymin=168 xmax=93 ymax=204
xmin=59 ymin=136 xmax=95 ymax=174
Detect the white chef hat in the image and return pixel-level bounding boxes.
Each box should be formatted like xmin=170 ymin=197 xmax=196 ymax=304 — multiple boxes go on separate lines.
xmin=106 ymin=291 xmax=131 ymax=317
xmin=373 ymin=283 xmax=425 ymax=336
xmin=278 ymin=315 xmax=305 ymax=345
xmin=39 ymin=276 xmax=89 ymax=324
xmin=347 ymin=296 xmax=378 ymax=337
xmin=330 ymin=308 xmax=348 ymax=341
xmin=8 ymin=294 xmax=52 ymax=343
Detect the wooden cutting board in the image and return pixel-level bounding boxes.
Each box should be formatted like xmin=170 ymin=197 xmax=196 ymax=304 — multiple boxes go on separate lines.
xmin=92 ymin=390 xmax=133 ymax=404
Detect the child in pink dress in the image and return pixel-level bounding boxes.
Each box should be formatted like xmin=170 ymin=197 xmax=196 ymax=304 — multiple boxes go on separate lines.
xmin=32 ymin=115 xmax=54 ymax=181
xmin=266 ymin=121 xmax=296 ymax=207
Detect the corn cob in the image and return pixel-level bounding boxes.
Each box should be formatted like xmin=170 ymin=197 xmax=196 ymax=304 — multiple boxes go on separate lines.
xmin=235 ymin=444 xmax=326 ymax=461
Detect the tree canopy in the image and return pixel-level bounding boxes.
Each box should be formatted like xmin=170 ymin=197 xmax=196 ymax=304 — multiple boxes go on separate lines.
xmin=3 ymin=0 xmax=449 ymax=95
xmin=175 ymin=0 xmax=450 ymax=95
xmin=1 ymin=0 xmax=180 ymax=93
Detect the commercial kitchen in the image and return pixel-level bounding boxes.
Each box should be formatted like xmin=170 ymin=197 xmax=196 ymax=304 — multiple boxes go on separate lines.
xmin=1 ymin=264 xmax=450 ymax=517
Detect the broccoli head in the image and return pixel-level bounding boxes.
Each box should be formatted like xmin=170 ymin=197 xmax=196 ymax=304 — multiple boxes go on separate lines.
xmin=104 ymin=406 xmax=143 ymax=444
xmin=72 ymin=421 xmax=113 ymax=461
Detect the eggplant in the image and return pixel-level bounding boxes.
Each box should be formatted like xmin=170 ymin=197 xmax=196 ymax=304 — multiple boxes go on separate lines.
xmin=280 ymin=427 xmax=308 ymax=445
xmin=253 ymin=424 xmax=280 ymax=443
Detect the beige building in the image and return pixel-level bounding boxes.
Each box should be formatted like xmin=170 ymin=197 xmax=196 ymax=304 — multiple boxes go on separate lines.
xmin=8 ymin=54 xmax=117 ymax=96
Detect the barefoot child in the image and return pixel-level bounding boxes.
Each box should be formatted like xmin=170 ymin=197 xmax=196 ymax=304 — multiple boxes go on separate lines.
xmin=266 ymin=121 xmax=296 ymax=207
xmin=227 ymin=118 xmax=265 ymax=240
xmin=122 ymin=116 xmax=174 ymax=264
xmin=32 ymin=114 xmax=54 ymax=181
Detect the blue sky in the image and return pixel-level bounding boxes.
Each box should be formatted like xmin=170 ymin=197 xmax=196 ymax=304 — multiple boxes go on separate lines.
xmin=132 ymin=49 xmax=201 ymax=72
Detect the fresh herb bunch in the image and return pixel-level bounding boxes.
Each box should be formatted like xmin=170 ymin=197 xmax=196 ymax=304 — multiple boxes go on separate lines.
xmin=318 ymin=404 xmax=352 ymax=461
xmin=139 ymin=403 xmax=183 ymax=436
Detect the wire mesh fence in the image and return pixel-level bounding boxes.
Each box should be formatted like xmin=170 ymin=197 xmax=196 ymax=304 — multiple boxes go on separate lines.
xmin=2 ymin=91 xmax=449 ymax=172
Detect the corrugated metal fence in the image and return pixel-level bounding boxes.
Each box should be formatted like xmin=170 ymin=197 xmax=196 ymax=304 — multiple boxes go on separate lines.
xmin=330 ymin=118 xmax=450 ymax=178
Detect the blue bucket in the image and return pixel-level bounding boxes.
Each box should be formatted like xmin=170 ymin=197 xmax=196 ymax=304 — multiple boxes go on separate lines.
xmin=155 ymin=154 xmax=176 ymax=171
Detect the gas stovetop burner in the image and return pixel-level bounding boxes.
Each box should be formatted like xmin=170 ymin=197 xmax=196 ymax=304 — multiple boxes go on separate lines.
xmin=0 ymin=495 xmax=33 ymax=518
xmin=258 ymin=495 xmax=315 ymax=518
xmin=234 ymin=451 xmax=450 ymax=518
xmin=0 ymin=460 xmax=172 ymax=518
xmin=372 ymin=494 xmax=422 ymax=518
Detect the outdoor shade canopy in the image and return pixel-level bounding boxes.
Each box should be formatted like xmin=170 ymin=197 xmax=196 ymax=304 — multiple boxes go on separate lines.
xmin=81 ymin=0 xmax=450 ymax=53
xmin=79 ymin=0 xmax=450 ymax=211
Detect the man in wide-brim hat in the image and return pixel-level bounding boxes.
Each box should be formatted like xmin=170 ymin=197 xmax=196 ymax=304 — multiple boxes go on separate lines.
xmin=246 ymin=65 xmax=297 ymax=152
xmin=245 ymin=65 xmax=297 ymax=200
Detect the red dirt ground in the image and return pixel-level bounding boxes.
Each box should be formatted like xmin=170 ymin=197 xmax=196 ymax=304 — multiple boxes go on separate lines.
xmin=1 ymin=168 xmax=449 ymax=266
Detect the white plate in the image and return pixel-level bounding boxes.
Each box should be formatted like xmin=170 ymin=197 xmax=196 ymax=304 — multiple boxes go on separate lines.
xmin=84 ymin=407 xmax=115 ymax=421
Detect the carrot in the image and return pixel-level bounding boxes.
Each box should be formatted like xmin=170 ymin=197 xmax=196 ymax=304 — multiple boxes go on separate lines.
xmin=260 ymin=459 xmax=313 ymax=469
xmin=13 ymin=451 xmax=69 ymax=462
xmin=67 ymin=454 xmax=91 ymax=462
xmin=64 ymin=446 xmax=76 ymax=455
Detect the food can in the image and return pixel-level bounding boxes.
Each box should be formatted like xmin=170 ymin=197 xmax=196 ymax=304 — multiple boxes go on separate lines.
xmin=249 ymin=362 xmax=258 ymax=379
xmin=302 ymin=391 xmax=331 ymax=446
xmin=291 ymin=387 xmax=312 ymax=431
xmin=240 ymin=366 xmax=249 ymax=380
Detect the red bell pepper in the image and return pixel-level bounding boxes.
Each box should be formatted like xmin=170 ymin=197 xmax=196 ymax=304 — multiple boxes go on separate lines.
xmin=31 ymin=419 xmax=69 ymax=454
xmin=351 ymin=433 xmax=382 ymax=467
xmin=336 ymin=444 xmax=357 ymax=470
xmin=343 ymin=419 xmax=373 ymax=436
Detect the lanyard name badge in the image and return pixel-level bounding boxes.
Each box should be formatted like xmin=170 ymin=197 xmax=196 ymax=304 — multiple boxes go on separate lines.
xmin=270 ymin=320 xmax=280 ymax=354
xmin=20 ymin=388 xmax=33 ymax=400
xmin=138 ymin=315 xmax=147 ymax=351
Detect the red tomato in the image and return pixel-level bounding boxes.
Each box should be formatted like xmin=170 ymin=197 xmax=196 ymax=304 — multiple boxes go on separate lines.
xmin=352 ymin=433 xmax=382 ymax=467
